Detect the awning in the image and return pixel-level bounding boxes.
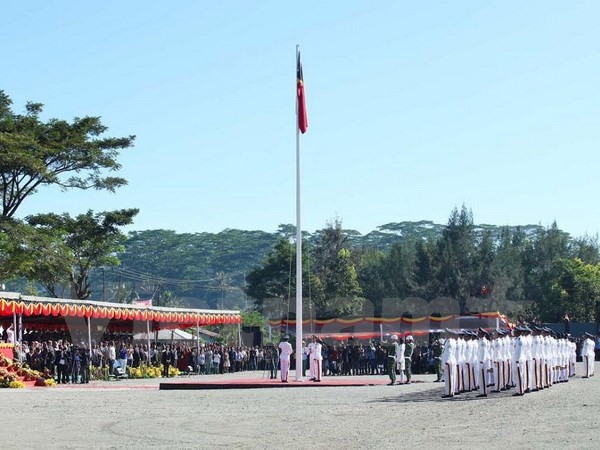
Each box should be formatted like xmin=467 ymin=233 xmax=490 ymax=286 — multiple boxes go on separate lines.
xmin=0 ymin=293 xmax=241 ymax=330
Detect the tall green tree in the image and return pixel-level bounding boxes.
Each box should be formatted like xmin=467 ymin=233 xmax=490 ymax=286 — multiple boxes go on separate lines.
xmin=413 ymin=239 xmax=436 ymax=300
xmin=311 ymin=220 xmax=363 ymax=318
xmin=26 ymin=208 xmax=138 ymax=299
xmin=245 ymin=237 xmax=322 ymax=319
xmin=0 ymin=90 xmax=134 ymax=219
xmin=356 ymin=249 xmax=387 ymax=315
xmin=538 ymin=258 xmax=600 ymax=322
xmin=434 ymin=205 xmax=476 ymax=311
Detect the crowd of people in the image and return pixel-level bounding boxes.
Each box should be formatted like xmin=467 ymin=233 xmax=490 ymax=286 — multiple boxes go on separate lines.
xmin=1 ymin=326 xmax=598 ymax=387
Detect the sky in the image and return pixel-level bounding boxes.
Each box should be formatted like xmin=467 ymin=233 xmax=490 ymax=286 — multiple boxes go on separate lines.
xmin=2 ymin=1 xmax=600 ymax=237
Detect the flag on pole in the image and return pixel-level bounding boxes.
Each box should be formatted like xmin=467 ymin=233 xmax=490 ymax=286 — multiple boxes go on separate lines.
xmin=297 ymin=51 xmax=308 ymax=134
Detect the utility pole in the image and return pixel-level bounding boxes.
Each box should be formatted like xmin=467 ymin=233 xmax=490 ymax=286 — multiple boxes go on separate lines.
xmin=102 ymin=267 xmax=106 ymax=301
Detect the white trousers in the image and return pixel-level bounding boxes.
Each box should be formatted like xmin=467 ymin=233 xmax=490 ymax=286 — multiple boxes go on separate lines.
xmin=280 ymin=359 xmax=290 ymax=381
xmin=312 ymin=359 xmax=322 ymax=381
xmin=443 ymin=362 xmax=456 ymax=396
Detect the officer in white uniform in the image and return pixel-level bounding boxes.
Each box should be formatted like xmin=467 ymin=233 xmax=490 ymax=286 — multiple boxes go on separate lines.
xmin=582 ymin=332 xmax=596 ymax=378
xmin=278 ymin=335 xmax=294 ymax=383
xmin=310 ymin=335 xmax=323 ymax=382
xmin=512 ymin=326 xmax=527 ymax=396
xmin=396 ymin=336 xmax=406 ymax=384
xmin=441 ymin=329 xmax=457 ymax=398
xmin=476 ymin=329 xmax=490 ymax=397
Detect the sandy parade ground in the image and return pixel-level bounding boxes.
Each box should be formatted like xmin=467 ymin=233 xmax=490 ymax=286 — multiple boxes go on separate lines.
xmin=1 ymin=363 xmax=599 ymax=450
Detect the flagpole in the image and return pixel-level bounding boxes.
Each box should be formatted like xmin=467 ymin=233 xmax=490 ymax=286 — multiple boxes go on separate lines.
xmin=294 ymin=44 xmax=304 ymax=381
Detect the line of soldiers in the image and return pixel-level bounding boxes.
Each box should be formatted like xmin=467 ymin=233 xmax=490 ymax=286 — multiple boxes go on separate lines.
xmin=440 ymin=326 xmax=595 ymax=398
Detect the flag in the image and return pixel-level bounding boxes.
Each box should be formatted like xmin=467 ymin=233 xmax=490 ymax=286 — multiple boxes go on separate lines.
xmin=297 ymin=51 xmax=308 ymax=134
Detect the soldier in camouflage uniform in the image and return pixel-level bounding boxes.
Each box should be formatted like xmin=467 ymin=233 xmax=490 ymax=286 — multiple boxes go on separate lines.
xmin=404 ymin=335 xmax=415 ymax=383
xmin=386 ymin=335 xmax=400 ymax=385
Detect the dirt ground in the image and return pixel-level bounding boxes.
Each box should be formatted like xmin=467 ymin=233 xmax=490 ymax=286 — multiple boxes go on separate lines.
xmin=1 ymin=363 xmax=599 ymax=449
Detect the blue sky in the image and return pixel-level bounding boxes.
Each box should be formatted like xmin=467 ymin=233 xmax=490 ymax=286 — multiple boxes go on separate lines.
xmin=3 ymin=1 xmax=599 ymax=237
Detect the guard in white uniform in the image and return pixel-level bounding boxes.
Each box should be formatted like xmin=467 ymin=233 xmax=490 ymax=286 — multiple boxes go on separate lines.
xmin=310 ymin=335 xmax=323 ymax=382
xmin=512 ymin=326 xmax=527 ymax=396
xmin=396 ymin=337 xmax=406 ymax=384
xmin=582 ymin=333 xmax=596 ymax=378
xmin=441 ymin=330 xmax=457 ymax=398
xmin=278 ymin=335 xmax=294 ymax=383
xmin=476 ymin=329 xmax=491 ymax=397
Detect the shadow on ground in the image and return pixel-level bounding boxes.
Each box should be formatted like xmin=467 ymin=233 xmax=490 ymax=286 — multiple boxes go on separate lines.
xmin=373 ymin=386 xmax=518 ymax=404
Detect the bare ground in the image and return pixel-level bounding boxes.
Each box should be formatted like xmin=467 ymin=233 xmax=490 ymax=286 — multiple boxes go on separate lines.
xmin=1 ymin=363 xmax=599 ymax=449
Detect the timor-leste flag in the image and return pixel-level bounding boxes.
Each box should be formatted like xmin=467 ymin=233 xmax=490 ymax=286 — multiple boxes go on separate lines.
xmin=297 ymin=52 xmax=308 ymax=134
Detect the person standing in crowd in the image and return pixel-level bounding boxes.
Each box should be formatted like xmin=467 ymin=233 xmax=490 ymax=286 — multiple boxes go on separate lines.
xmin=278 ymin=335 xmax=293 ymax=382
xmin=71 ymin=346 xmax=81 ymax=383
xmin=431 ymin=338 xmax=444 ymax=382
xmin=385 ymin=335 xmax=399 ymax=385
xmin=223 ymin=351 xmax=231 ymax=373
xmin=6 ymin=324 xmax=15 ymax=343
xmin=162 ymin=344 xmax=173 ymax=378
xmin=55 ymin=343 xmax=68 ymax=384
xmin=108 ymin=341 xmax=116 ymax=374
xmin=80 ymin=347 xmax=90 ymax=384
xmin=118 ymin=344 xmax=128 ymax=375
xmin=404 ymin=335 xmax=415 ymax=384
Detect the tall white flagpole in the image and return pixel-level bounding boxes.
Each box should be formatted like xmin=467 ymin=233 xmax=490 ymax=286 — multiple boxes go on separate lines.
xmin=294 ymin=44 xmax=304 ymax=381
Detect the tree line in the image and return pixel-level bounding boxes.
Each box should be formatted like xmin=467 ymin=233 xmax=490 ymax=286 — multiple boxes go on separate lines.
xmin=2 ymin=90 xmax=600 ymax=324
xmin=246 ymin=209 xmax=600 ymax=324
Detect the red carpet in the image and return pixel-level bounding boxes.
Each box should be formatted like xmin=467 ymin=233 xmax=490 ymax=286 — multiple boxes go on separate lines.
xmin=159 ymin=376 xmax=389 ymax=390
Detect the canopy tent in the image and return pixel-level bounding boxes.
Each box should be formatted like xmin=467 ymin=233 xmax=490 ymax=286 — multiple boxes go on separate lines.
xmin=0 ymin=293 xmax=240 ymax=332
xmin=269 ymin=311 xmax=513 ymax=341
xmin=133 ymin=327 xmax=219 ymax=342
xmin=0 ymin=292 xmax=240 ymax=363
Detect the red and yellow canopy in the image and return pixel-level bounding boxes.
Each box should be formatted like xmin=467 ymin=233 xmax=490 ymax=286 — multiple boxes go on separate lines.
xmin=0 ymin=294 xmax=240 ymax=330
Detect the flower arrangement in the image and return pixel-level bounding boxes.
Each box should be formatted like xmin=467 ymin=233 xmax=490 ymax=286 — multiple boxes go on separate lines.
xmin=127 ymin=364 xmax=180 ymax=379
xmin=8 ymin=380 xmax=25 ymax=389
xmin=0 ymin=354 xmax=53 ymax=387
xmin=0 ymin=368 xmax=18 ymax=388
xmin=0 ymin=354 xmax=11 ymax=367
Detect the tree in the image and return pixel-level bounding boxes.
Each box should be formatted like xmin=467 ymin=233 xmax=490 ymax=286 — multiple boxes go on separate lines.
xmin=0 ymin=90 xmax=134 ymax=219
xmin=311 ymin=220 xmax=363 ymax=318
xmin=523 ymin=221 xmax=571 ymax=304
xmin=0 ymin=219 xmax=73 ymax=289
xmin=383 ymin=242 xmax=416 ymax=301
xmin=356 ymin=249 xmax=387 ymax=315
xmin=538 ymin=258 xmax=600 ymax=322
xmin=26 ymin=208 xmax=138 ymax=299
xmin=245 ymin=237 xmax=322 ymax=319
xmin=434 ymin=205 xmax=476 ymax=311
xmin=413 ymin=239 xmax=436 ymax=300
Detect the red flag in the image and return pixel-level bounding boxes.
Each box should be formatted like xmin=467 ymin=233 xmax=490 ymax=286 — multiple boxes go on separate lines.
xmin=297 ymin=52 xmax=308 ymax=134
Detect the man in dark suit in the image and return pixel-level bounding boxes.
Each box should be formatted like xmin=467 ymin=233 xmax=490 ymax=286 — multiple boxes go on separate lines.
xmin=162 ymin=345 xmax=173 ymax=378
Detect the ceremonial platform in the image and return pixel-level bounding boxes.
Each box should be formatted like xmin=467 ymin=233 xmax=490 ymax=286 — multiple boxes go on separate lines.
xmin=159 ymin=376 xmax=389 ymax=390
